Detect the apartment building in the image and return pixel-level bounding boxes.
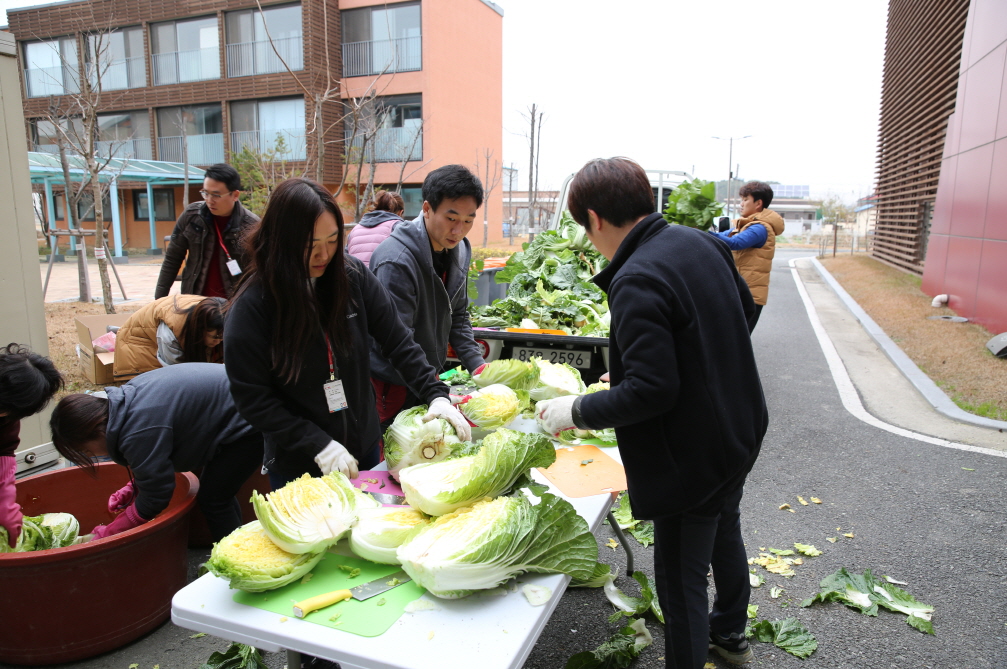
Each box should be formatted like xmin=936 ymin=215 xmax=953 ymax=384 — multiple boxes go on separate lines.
xmin=6 ymin=0 xmax=504 ymax=254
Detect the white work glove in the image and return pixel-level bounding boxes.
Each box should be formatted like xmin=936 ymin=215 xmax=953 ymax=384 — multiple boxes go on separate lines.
xmin=536 ymin=395 xmax=580 ymax=437
xmin=314 ymin=440 xmax=359 ymax=479
xmin=423 ymin=396 xmax=472 ymax=442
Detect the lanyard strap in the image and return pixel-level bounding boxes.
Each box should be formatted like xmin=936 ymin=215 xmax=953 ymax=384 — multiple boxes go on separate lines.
xmin=214 ymin=219 xmax=233 ymax=261
xmin=324 ymin=334 xmax=336 ymax=381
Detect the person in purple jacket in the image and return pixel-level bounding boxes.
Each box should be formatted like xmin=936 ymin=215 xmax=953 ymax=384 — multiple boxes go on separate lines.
xmin=346 ymin=190 xmax=406 ymax=268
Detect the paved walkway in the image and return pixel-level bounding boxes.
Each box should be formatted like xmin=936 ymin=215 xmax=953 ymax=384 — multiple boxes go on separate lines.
xmin=39 ymin=255 xmax=177 ymax=304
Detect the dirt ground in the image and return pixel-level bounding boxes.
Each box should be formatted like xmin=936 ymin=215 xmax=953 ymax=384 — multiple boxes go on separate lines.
xmin=819 ymin=254 xmax=1007 ymax=421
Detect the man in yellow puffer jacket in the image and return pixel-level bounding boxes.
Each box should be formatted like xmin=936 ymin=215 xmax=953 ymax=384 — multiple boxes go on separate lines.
xmin=711 ymin=181 xmax=785 ymax=330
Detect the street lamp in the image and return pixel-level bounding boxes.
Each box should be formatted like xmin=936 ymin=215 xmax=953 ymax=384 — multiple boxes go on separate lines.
xmin=712 ymin=135 xmax=752 ymax=219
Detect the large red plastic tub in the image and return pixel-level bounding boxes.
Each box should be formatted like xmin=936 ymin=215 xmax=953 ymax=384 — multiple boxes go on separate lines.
xmin=0 ymin=462 xmax=199 ymax=666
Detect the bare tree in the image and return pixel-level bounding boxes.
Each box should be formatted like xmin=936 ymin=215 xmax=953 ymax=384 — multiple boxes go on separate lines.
xmin=522 ymin=105 xmax=544 ymax=234
xmin=475 ymin=148 xmax=502 ymax=247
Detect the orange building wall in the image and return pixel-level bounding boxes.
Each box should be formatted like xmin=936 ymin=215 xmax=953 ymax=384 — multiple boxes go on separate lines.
xmin=340 ymin=0 xmax=504 ymax=245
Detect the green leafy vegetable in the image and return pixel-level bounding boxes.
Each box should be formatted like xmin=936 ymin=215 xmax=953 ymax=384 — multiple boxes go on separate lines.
xmin=662 ymin=179 xmax=723 ymax=231
xmin=747 ymin=604 xmax=759 ymax=619
xmin=472 ymin=359 xmax=540 ymax=390
xmin=205 ymin=521 xmax=325 ymax=592
xmin=570 ymin=562 xmax=614 ymax=588
xmin=400 ymin=428 xmax=556 ymax=516
xmin=0 ymin=513 xmax=82 ymax=553
xmin=383 ymin=405 xmax=462 ymax=480
xmin=611 ymin=493 xmax=640 ymax=530
xmin=197 ymin=642 xmax=269 ymax=669
xmin=801 ymin=567 xmax=935 ymax=634
xmin=458 ymin=384 xmax=521 ymax=429
xmin=750 ymin=618 xmax=818 ymax=658
xmin=603 ymin=571 xmax=664 ymax=624
xmin=794 ymin=543 xmax=822 ymax=557
xmin=629 ymin=523 xmax=654 ymax=547
xmin=529 ymin=358 xmax=587 ymax=401
xmin=349 ymin=507 xmax=430 ymax=565
xmin=564 ymin=618 xmax=653 ymax=669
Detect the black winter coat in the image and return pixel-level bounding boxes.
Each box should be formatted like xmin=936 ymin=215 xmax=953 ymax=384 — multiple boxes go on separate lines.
xmin=577 ymin=214 xmax=768 ymax=519
xmin=154 ymin=201 xmax=259 ymax=299
xmin=224 ymin=257 xmax=449 ymax=477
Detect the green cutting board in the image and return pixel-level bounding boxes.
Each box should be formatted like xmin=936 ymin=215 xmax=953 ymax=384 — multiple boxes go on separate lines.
xmin=233 ymin=553 xmax=425 ymax=637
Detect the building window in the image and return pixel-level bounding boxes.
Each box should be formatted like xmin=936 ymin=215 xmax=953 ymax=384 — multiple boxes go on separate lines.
xmin=133 ymin=189 xmax=176 ymax=221
xmin=230 ymin=97 xmax=306 ymax=161
xmin=157 ymin=104 xmax=224 ymax=165
xmin=23 ymin=38 xmax=79 ymax=98
xmin=30 ymin=117 xmax=83 ymax=154
xmin=97 ymin=111 xmax=151 ymax=160
xmin=398 ymin=185 xmax=422 ymax=219
xmin=73 ymin=191 xmax=113 ymax=222
xmin=345 ymin=94 xmax=422 ymax=163
xmin=225 ymin=4 xmax=302 ymax=77
xmin=86 ymin=27 xmax=146 ymax=91
xmin=341 ymin=2 xmax=420 ymax=77
xmin=150 ymin=16 xmax=220 ymax=86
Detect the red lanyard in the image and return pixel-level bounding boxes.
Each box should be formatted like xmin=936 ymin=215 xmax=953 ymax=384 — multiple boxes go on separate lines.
xmin=214 ymin=219 xmax=233 ymax=261
xmin=324 ymin=334 xmax=336 ymax=381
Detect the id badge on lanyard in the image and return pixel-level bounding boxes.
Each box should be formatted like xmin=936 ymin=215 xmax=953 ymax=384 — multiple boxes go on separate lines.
xmin=323 ymin=334 xmax=348 ymax=413
xmin=215 ymin=223 xmax=242 ymax=276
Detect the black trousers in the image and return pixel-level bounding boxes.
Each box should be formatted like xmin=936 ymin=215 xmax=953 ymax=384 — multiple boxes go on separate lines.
xmin=196 ymin=431 xmax=265 ymax=543
xmin=652 ymin=476 xmax=750 ymax=669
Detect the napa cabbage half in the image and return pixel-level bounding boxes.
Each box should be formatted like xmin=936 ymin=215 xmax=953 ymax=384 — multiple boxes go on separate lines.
xmin=349 ymin=506 xmax=430 ymax=565
xmin=529 ymin=359 xmax=586 ymax=401
xmin=206 ymin=520 xmax=325 ymax=592
xmin=252 ymin=472 xmax=378 ymax=554
xmin=383 ymin=405 xmax=461 ymax=481
xmin=458 ymin=383 xmax=520 ymax=429
xmin=396 ymin=493 xmax=598 ymax=599
xmin=472 ymin=359 xmax=540 ymax=390
xmin=399 ymin=428 xmax=557 ymax=516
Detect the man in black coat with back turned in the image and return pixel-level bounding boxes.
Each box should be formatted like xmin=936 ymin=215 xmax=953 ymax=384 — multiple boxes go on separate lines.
xmin=537 ymin=158 xmax=768 ymax=669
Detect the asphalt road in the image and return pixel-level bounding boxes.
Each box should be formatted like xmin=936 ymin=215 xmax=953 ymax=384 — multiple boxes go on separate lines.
xmin=9 ymin=249 xmax=1006 ymax=669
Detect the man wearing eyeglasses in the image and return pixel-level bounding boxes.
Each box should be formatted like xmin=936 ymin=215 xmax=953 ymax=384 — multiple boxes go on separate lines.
xmin=154 ymin=164 xmax=260 ymax=300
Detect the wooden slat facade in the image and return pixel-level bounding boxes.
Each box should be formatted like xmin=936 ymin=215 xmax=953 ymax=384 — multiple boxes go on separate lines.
xmin=872 ymin=0 xmax=969 ymax=274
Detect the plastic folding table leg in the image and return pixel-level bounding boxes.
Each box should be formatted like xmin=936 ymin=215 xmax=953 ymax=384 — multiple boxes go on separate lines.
xmin=606 ymin=510 xmax=634 ymax=576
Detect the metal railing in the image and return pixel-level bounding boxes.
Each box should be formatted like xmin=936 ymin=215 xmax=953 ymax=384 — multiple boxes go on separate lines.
xmin=347 ymin=126 xmax=422 ymax=162
xmin=95 ymin=138 xmax=153 ymax=160
xmin=157 ymin=133 xmax=224 ymax=165
xmin=230 ymin=129 xmax=306 ymax=160
xmin=151 ymin=48 xmax=221 ymax=85
xmin=86 ymin=57 xmax=147 ymax=90
xmin=24 ymin=65 xmax=80 ymax=98
xmin=342 ymin=36 xmax=421 ymax=77
xmin=32 ymin=144 xmax=62 ymax=155
xmin=226 ymin=36 xmax=302 ymax=77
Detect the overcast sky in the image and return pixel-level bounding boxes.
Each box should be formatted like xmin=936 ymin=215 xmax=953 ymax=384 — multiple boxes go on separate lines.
xmin=2 ymin=0 xmax=888 ymax=202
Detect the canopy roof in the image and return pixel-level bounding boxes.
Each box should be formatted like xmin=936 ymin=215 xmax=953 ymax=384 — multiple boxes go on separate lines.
xmin=27 ymin=152 xmax=205 ymax=186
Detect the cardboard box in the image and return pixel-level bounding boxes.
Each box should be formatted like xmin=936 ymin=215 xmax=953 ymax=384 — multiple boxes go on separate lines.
xmin=75 ymin=313 xmax=130 ymax=385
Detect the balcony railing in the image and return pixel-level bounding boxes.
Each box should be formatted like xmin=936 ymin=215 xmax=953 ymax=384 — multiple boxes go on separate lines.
xmin=342 ymin=36 xmax=421 ymax=78
xmin=151 ymin=48 xmax=220 ymax=86
xmin=95 ymin=138 xmax=153 ymax=160
xmin=157 ymin=133 xmax=224 ymax=165
xmin=230 ymin=129 xmax=306 ymax=161
xmin=86 ymin=57 xmax=147 ymax=91
xmin=226 ymin=36 xmax=302 ymax=78
xmin=32 ymin=144 xmax=62 ymax=155
xmin=348 ymin=126 xmax=422 ymax=163
xmin=24 ymin=65 xmax=80 ymax=98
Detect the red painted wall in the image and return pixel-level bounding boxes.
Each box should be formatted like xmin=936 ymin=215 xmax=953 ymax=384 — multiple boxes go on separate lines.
xmin=923 ymin=0 xmax=1007 ymax=334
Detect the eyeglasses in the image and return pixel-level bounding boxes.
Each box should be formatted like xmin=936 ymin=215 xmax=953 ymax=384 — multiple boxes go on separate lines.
xmin=200 ymin=190 xmax=233 ymax=201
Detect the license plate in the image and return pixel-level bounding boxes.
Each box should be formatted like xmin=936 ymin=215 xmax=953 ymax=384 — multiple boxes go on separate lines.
xmin=513 ymin=347 xmax=592 ymax=368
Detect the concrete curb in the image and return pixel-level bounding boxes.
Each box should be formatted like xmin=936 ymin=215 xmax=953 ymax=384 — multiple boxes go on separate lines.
xmin=810 ymin=257 xmax=1007 ymax=433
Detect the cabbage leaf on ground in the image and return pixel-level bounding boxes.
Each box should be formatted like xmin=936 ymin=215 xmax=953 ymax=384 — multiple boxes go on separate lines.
xmin=252 ymin=472 xmax=378 ymax=554
xmin=749 ymin=617 xmax=818 ymax=659
xmin=396 ymin=492 xmax=598 ymax=599
xmin=206 ymin=520 xmax=325 ymax=592
xmin=564 ymin=618 xmax=653 ymax=669
xmin=383 ymin=406 xmax=461 ymax=480
xmin=603 ymin=571 xmax=664 ymax=624
xmin=399 ymin=428 xmax=556 ymax=516
xmin=801 ymin=567 xmax=935 ymax=634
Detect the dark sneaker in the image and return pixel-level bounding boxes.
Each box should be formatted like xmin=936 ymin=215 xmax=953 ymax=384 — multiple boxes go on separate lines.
xmin=709 ymin=631 xmax=754 ymax=664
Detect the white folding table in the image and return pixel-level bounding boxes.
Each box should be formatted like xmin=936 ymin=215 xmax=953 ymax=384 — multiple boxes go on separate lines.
xmin=172 ymin=437 xmax=625 ymax=669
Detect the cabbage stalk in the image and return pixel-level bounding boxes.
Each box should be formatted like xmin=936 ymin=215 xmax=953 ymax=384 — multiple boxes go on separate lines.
xmin=529 ymin=359 xmax=586 ymax=401
xmin=349 ymin=506 xmax=430 ymax=565
xmin=206 ymin=520 xmax=325 ymax=592
xmin=253 ymin=472 xmax=378 ymax=554
xmin=399 ymin=428 xmax=556 ymax=516
xmin=458 ymin=384 xmax=520 ymax=429
xmin=396 ymin=493 xmax=598 ymax=599
xmin=472 ymin=359 xmax=540 ymax=390
xmin=383 ymin=406 xmax=461 ymax=480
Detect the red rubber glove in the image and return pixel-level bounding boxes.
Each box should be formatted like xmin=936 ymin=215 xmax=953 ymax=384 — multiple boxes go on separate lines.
xmin=91 ymin=502 xmax=148 ymax=540
xmin=472 ymin=363 xmax=488 ymax=377
xmin=107 ymin=480 xmax=136 ymax=513
xmin=0 ymin=456 xmax=22 ymax=549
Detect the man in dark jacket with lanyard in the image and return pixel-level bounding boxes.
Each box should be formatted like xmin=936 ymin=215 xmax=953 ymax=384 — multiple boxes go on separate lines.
xmin=154 ymin=163 xmax=259 ymax=299
xmin=538 ymin=158 xmax=769 ymax=668
xmin=368 ymin=165 xmax=487 ymax=427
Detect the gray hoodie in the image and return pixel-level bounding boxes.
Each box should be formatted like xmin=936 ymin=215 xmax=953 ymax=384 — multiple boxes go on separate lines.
xmin=104 ymin=363 xmax=256 ymax=520
xmin=368 ymin=215 xmax=485 ymax=386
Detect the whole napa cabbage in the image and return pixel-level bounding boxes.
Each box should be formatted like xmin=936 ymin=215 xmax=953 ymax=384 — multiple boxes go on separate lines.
xmin=206 ymin=520 xmax=325 ymax=592
xmin=458 ymin=384 xmax=520 ymax=429
xmin=383 ymin=405 xmax=461 ymax=481
xmin=349 ymin=506 xmax=430 ymax=565
xmin=529 ymin=359 xmax=586 ymax=401
xmin=399 ymin=428 xmax=556 ymax=517
xmin=472 ymin=359 xmax=540 ymax=390
xmin=0 ymin=513 xmax=81 ymax=553
xmin=252 ymin=472 xmax=378 ymax=554
xmin=396 ymin=493 xmax=598 ymax=599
